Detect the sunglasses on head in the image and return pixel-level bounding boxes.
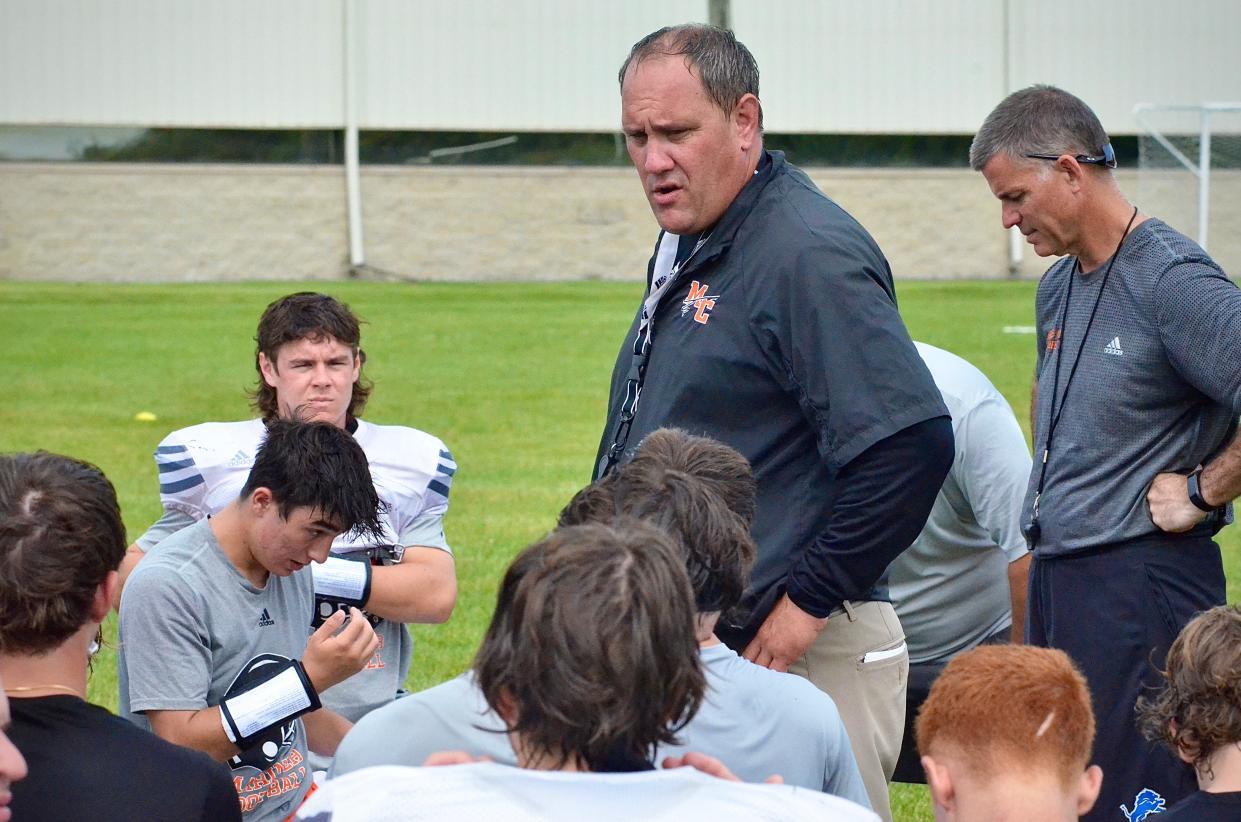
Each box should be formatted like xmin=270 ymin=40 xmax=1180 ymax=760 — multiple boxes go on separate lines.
xmin=1024 ymin=142 xmax=1117 ymax=169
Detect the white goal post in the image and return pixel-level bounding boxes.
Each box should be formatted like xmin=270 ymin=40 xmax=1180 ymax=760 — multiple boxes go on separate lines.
xmin=1134 ymin=103 xmax=1241 ymax=274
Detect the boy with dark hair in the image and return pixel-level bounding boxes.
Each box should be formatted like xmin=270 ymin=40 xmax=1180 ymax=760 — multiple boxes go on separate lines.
xmin=119 ymin=421 xmax=385 ymax=821
xmin=119 ymin=291 xmax=458 ymax=756
xmin=333 ymin=429 xmax=867 ymax=805
xmin=1 ymin=451 xmax=238 ymax=822
xmin=1138 ymin=605 xmax=1241 ymax=820
xmin=916 ymin=645 xmax=1102 ymax=821
xmin=474 ymin=521 xmax=705 ymax=772
xmin=300 ymin=522 xmax=877 ymax=821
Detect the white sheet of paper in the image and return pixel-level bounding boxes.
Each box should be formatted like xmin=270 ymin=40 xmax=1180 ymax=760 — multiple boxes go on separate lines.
xmin=313 ymin=556 xmax=368 ymax=600
xmin=227 ymin=666 xmax=312 ymax=739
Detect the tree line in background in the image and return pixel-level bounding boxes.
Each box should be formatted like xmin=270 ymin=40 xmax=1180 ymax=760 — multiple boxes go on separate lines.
xmin=69 ymin=128 xmax=1010 ymax=168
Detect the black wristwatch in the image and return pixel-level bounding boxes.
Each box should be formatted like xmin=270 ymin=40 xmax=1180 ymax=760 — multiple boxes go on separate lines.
xmin=1187 ymin=467 xmax=1218 ymax=512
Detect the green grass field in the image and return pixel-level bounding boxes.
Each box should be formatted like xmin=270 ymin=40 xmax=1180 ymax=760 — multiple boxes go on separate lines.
xmin=1 ymin=280 xmax=1236 ymax=821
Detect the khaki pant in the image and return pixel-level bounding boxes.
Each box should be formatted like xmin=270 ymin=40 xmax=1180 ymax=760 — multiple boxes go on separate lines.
xmin=787 ymin=600 xmax=907 ymax=822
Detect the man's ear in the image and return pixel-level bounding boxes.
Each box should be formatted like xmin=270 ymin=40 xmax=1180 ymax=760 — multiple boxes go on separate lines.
xmin=733 ymin=93 xmax=761 ymax=150
xmin=1077 ymin=765 xmax=1103 ymax=816
xmin=493 ymin=689 xmax=517 ymax=726
xmin=249 ymin=487 xmax=275 ymax=516
xmin=92 ymin=570 xmax=120 ymax=623
xmin=1168 ymin=720 xmax=1198 ymax=765
xmin=258 ymin=351 xmax=279 ymax=388
xmin=1056 ymin=154 xmax=1087 ymax=191
xmin=923 ymin=755 xmax=956 ymax=816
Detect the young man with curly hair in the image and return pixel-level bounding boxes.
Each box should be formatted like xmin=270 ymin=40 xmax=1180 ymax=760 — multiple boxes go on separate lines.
xmin=1138 ymin=605 xmax=1241 ymax=820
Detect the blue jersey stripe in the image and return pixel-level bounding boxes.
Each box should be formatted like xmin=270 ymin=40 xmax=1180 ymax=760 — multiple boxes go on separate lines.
xmin=156 ymin=457 xmax=196 ymax=473
xmin=436 ymin=462 xmax=457 ymax=478
xmin=427 ymin=479 xmax=450 ymax=498
xmin=160 ymin=474 xmax=206 ymax=494
xmin=155 ymin=444 xmax=189 ymax=455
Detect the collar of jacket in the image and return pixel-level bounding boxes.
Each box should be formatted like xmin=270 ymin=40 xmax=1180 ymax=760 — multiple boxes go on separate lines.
xmin=646 ymin=149 xmax=785 ymax=288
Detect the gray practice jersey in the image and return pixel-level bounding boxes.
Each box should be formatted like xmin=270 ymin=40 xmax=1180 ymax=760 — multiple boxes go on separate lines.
xmin=119 ymin=520 xmax=315 ymax=822
xmin=136 ymin=418 xmax=455 ymax=772
xmin=332 ymin=645 xmax=868 ymax=807
xmin=1024 ymin=219 xmax=1241 ymax=555
xmin=889 ymin=343 xmax=1031 ymax=664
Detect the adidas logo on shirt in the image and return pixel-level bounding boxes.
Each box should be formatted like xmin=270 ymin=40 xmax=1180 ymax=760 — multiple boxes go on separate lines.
xmin=257 ymin=608 xmax=275 ymax=627
xmin=227 ymin=450 xmax=251 ymax=468
xmin=1104 ymin=336 xmax=1124 ymax=356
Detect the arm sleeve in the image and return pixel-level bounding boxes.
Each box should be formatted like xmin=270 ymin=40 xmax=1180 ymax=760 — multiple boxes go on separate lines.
xmin=423 ymin=446 xmax=455 ymax=514
xmin=396 ymin=445 xmax=454 ymax=553
xmin=953 ymin=396 xmax=1033 ymax=561
xmin=398 ymin=511 xmax=451 ymax=554
xmin=1155 ymin=260 xmax=1241 ymax=416
xmin=753 ymin=238 xmax=950 ymax=471
xmin=786 ymin=416 xmax=954 ymax=617
xmin=152 ymin=430 xmax=210 ymax=519
xmin=120 ymin=566 xmax=215 ymax=713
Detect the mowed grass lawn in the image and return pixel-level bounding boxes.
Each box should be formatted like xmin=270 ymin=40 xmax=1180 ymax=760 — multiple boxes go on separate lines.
xmin=2 ymin=280 xmax=1237 ymax=822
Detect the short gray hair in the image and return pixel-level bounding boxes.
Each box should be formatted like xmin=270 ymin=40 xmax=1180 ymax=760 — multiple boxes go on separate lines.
xmin=969 ymin=85 xmax=1110 ymax=171
xmin=619 ymin=23 xmax=762 ymax=128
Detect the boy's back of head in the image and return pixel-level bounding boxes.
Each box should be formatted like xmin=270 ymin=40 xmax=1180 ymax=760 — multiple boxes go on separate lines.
xmin=473 ymin=520 xmax=706 ymax=773
xmin=1139 ymin=604 xmax=1241 ymax=782
xmin=916 ymin=645 xmax=1101 ymax=821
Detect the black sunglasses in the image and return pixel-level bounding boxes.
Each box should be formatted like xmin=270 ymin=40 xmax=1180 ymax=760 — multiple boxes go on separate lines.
xmin=1024 ymin=142 xmax=1117 ymax=169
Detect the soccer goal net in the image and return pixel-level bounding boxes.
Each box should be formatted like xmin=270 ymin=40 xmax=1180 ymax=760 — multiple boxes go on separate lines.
xmin=1134 ymin=103 xmax=1241 ymax=277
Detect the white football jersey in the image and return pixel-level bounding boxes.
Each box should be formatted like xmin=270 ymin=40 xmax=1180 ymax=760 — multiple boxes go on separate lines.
xmin=297 ymin=763 xmax=881 ymax=822
xmin=151 ymin=418 xmax=454 ymax=557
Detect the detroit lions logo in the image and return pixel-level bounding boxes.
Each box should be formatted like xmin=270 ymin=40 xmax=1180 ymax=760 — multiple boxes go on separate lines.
xmin=1120 ymin=788 xmax=1166 ymax=821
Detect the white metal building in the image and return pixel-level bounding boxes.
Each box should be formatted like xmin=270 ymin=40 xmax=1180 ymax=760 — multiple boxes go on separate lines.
xmin=1 ymin=1 xmax=1239 ymax=282
xmin=4 ymin=0 xmax=1239 ymax=134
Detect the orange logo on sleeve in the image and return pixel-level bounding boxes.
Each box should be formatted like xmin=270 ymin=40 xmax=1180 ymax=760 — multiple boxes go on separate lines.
xmin=1046 ymin=329 xmax=1062 ymax=352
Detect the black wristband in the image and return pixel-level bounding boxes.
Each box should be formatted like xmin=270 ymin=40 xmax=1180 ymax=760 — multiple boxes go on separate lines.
xmin=219 ymin=659 xmax=321 ymax=749
xmin=1187 ymin=467 xmax=1218 ymax=513
xmin=311 ymin=555 xmax=374 ymax=628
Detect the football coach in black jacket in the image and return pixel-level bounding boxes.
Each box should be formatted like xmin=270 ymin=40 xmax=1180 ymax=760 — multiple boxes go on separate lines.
xmin=595 ymin=24 xmax=953 ymax=821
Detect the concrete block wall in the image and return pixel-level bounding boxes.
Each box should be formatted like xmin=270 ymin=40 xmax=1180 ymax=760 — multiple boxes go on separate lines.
xmin=1 ymin=162 xmax=1235 ymax=282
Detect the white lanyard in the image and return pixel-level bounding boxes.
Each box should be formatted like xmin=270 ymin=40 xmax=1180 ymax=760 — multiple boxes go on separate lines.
xmin=639 ymin=231 xmax=709 ymax=349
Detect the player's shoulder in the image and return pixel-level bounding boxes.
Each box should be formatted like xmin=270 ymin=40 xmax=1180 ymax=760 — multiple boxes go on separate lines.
xmin=355 ymin=419 xmax=449 ymax=459
xmin=127 ymin=522 xmax=217 ymax=593
xmin=157 ymin=419 xmax=265 ymax=462
xmin=706 ymin=645 xmax=838 ymax=711
xmin=913 ymin=342 xmax=1004 ymax=414
xmin=354 ymin=419 xmax=455 ymax=494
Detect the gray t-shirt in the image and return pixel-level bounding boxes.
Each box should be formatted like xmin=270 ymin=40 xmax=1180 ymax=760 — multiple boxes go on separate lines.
xmin=889 ymin=343 xmax=1031 ymax=664
xmin=1024 ymin=219 xmax=1241 ymax=555
xmin=134 ymin=418 xmax=456 ymax=773
xmin=118 ymin=519 xmax=315 ymax=822
xmin=331 ymin=645 xmax=869 ymax=807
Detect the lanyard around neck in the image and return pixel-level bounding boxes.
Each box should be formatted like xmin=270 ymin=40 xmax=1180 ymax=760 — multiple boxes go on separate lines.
xmin=596 ymin=231 xmax=711 ymax=478
xmin=1029 ymin=206 xmax=1138 ymax=533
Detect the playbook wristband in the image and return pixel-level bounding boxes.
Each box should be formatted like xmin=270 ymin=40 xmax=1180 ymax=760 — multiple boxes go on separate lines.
xmin=219 ymin=659 xmax=321 ymax=749
xmin=312 ymin=555 xmax=373 ymax=607
xmin=1187 ymin=467 xmax=1220 ymax=513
